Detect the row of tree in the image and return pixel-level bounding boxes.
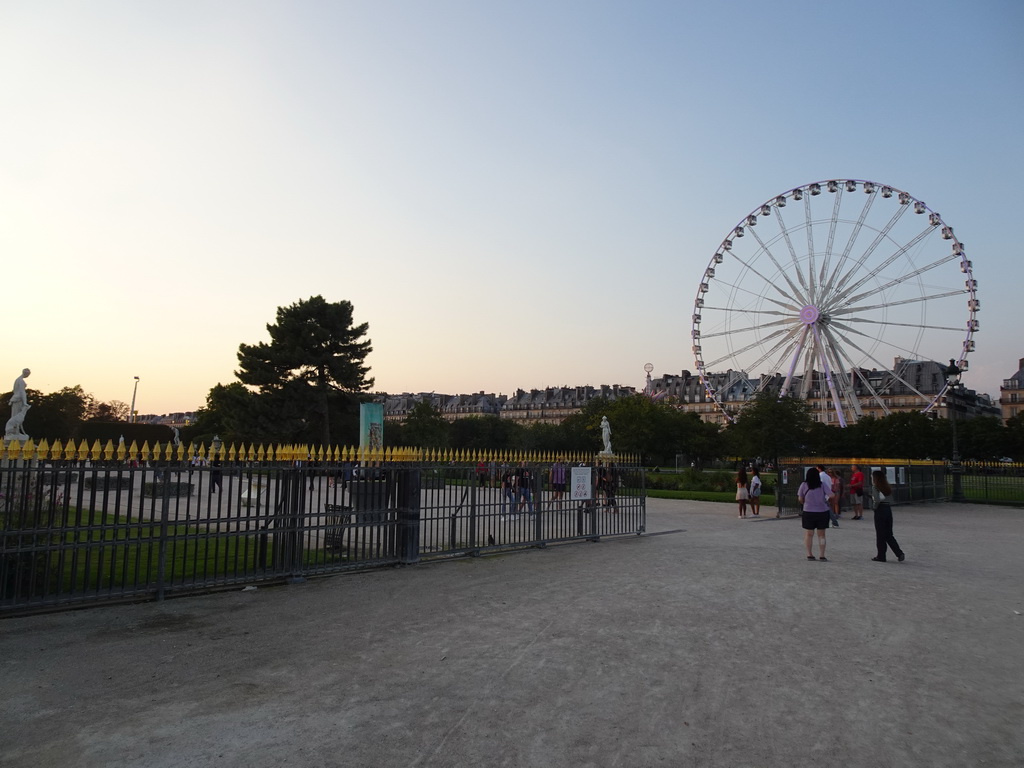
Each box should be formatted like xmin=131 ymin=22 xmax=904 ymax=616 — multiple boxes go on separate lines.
xmin=0 ymin=384 xmax=151 ymax=442
xmin=9 ymin=296 xmax=1024 ymax=462
xmin=375 ymin=391 xmax=1024 ymax=465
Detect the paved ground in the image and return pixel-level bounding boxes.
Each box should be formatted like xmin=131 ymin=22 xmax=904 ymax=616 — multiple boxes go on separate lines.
xmin=1 ymin=498 xmax=1022 ymax=768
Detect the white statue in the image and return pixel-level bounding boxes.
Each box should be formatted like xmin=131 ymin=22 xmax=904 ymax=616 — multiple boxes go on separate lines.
xmin=5 ymin=368 xmax=31 ymax=440
xmin=600 ymin=416 xmax=613 ymax=455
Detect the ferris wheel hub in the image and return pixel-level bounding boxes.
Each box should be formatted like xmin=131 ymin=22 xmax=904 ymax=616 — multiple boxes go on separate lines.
xmin=799 ymin=305 xmax=820 ymax=325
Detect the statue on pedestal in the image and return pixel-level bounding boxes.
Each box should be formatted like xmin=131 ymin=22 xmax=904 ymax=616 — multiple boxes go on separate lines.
xmin=600 ymin=415 xmax=613 ymax=455
xmin=5 ymin=368 xmax=31 ymax=441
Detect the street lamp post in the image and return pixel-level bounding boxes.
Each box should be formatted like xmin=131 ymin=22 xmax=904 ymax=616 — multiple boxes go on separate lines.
xmin=129 ymin=376 xmax=140 ymax=424
xmin=944 ymin=360 xmax=965 ymax=502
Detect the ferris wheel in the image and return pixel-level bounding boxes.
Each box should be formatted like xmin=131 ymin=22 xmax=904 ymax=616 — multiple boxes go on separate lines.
xmin=691 ymin=180 xmax=978 ymax=426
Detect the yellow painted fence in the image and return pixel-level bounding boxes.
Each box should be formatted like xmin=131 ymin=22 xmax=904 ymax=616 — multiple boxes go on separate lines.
xmin=0 ymin=438 xmax=637 ymax=466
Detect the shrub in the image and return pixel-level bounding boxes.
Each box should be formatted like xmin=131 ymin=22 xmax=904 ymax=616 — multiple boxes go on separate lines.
xmin=81 ymin=476 xmax=132 ymax=491
xmin=142 ymin=482 xmax=194 ymax=497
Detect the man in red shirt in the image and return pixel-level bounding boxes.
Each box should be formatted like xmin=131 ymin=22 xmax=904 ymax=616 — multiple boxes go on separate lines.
xmin=849 ymin=464 xmax=865 ymax=519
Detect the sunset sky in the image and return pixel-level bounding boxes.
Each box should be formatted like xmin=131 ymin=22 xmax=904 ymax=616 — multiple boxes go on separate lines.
xmin=2 ymin=1 xmax=1021 ymax=415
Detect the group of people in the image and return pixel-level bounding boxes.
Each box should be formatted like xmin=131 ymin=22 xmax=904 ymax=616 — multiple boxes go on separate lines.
xmin=797 ymin=463 xmax=905 ymax=563
xmin=498 ymin=460 xmax=618 ymax=520
xmin=499 ymin=462 xmax=538 ymax=519
xmin=734 ymin=466 xmax=763 ymax=517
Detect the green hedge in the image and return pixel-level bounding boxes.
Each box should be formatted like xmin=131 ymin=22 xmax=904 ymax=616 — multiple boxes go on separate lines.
xmin=645 ymin=469 xmax=774 ymax=495
xmin=81 ymin=476 xmax=132 ymax=491
xmin=142 ymin=482 xmax=194 ymax=497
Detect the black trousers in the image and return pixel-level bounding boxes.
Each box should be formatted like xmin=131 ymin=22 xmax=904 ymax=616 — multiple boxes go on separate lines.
xmin=873 ymin=502 xmax=904 ymax=560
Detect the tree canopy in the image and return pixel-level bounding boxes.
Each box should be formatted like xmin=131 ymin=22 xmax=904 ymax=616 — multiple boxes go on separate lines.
xmin=724 ymin=392 xmax=815 ymax=464
xmin=235 ymin=296 xmax=373 ymax=446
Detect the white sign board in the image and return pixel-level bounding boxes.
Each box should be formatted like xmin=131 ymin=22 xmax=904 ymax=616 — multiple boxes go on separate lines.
xmin=570 ymin=466 xmax=592 ymax=501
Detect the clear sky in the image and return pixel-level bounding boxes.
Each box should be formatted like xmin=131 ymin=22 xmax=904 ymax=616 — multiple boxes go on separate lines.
xmin=2 ymin=0 xmax=1021 ymax=415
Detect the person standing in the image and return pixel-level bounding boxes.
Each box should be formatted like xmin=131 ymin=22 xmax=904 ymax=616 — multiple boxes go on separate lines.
xmin=604 ymin=462 xmax=619 ymax=513
xmin=749 ymin=467 xmax=763 ymax=516
xmin=817 ymin=464 xmax=838 ymax=528
xmin=500 ymin=464 xmax=517 ymax=519
xmin=736 ymin=467 xmax=749 ymax=518
xmin=515 ymin=462 xmax=535 ymax=516
xmin=798 ymin=467 xmax=832 ymax=561
xmin=210 ymin=455 xmax=223 ymax=494
xmin=550 ymin=459 xmax=567 ymax=509
xmin=849 ymin=464 xmax=866 ymax=519
xmin=871 ymin=470 xmax=905 ymax=562
xmin=832 ymin=469 xmax=845 ymax=519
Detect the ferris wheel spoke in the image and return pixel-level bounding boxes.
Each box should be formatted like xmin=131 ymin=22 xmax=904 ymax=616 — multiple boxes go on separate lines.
xmin=830 ymin=287 xmax=965 ymax=317
xmin=819 ymin=188 xmax=844 ymax=292
xmin=829 ymin=204 xmax=911 ymax=298
xmin=703 ymin=275 xmax=800 ymax=314
xmin=829 ymin=224 xmax=936 ymax=307
xmin=823 ymin=191 xmax=876 ymax=297
xmin=821 ymin=326 xmax=906 ymax=407
xmin=804 ymin=194 xmax=815 ymax=277
xmin=798 ymin=338 xmax=818 ymax=399
xmin=828 ymin=318 xmax=929 ymax=361
xmin=699 ymin=316 xmax=795 ymax=341
xmin=754 ymin=335 xmax=803 ymax=394
xmin=771 ymin=206 xmax=812 ymax=298
xmin=835 ymin=254 xmax=961 ymax=310
xmin=818 ymin=325 xmax=870 ymax=419
xmin=780 ymin=324 xmax=811 ymax=398
xmin=826 ymin=323 xmax=942 ymax=403
xmin=810 ymin=324 xmax=848 ymax=425
xmin=851 ymin=368 xmax=892 ymax=415
xmin=833 ymin=315 xmax=965 ymax=333
xmin=742 ymin=326 xmax=805 ymax=386
xmin=745 ymin=226 xmax=808 ymax=303
xmin=701 ymin=325 xmax=794 ymax=369
xmin=699 ymin=303 xmax=797 ymax=316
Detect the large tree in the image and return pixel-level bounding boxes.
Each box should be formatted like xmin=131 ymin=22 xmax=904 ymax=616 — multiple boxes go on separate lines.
xmin=401 ymin=401 xmax=450 ymax=449
xmin=725 ymin=391 xmax=815 ymax=464
xmin=0 ymin=385 xmax=90 ymax=441
xmin=236 ymin=296 xmax=373 ymax=446
xmin=87 ymin=399 xmax=131 ymax=422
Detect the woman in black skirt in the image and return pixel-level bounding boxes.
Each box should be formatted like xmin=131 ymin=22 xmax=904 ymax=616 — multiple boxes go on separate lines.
xmin=870 ymin=470 xmax=905 ymax=563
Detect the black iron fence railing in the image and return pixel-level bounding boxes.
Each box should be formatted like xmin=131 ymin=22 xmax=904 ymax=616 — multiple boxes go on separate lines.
xmin=774 ymin=458 xmax=1024 ymax=516
xmin=0 ymin=460 xmax=645 ymax=617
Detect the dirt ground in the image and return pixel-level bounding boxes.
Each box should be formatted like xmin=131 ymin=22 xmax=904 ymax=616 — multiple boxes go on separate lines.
xmin=1 ymin=498 xmax=1022 ymax=768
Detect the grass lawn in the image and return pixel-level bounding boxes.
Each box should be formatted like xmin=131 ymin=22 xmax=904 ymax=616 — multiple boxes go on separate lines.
xmin=646 ymin=489 xmax=777 ymax=507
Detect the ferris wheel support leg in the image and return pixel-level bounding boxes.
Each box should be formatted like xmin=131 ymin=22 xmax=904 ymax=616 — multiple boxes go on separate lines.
xmin=812 ymin=325 xmax=847 ymax=427
xmin=780 ymin=325 xmax=810 ymax=398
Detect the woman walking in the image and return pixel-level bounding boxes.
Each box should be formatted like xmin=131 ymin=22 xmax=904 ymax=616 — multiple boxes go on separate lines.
xmin=871 ymin=470 xmax=906 ymax=562
xmin=797 ymin=467 xmax=832 ymax=560
xmin=736 ymin=468 xmax=750 ymax=518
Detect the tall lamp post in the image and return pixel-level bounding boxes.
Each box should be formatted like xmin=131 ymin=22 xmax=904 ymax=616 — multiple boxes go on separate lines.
xmin=129 ymin=376 xmax=140 ymax=424
xmin=944 ymin=360 xmax=965 ymax=502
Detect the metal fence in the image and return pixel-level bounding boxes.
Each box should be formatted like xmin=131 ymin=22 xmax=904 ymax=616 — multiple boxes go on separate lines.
xmin=949 ymin=461 xmax=1024 ymax=505
xmin=774 ymin=459 xmax=948 ymax=517
xmin=774 ymin=459 xmax=1024 ymax=515
xmin=0 ymin=460 xmax=645 ymax=617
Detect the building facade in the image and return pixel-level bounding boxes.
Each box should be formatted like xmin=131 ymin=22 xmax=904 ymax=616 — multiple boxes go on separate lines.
xmin=999 ymin=358 xmax=1024 ymax=422
xmin=381 ymin=385 xmax=636 ymax=425
xmin=652 ymin=357 xmax=999 ymax=425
